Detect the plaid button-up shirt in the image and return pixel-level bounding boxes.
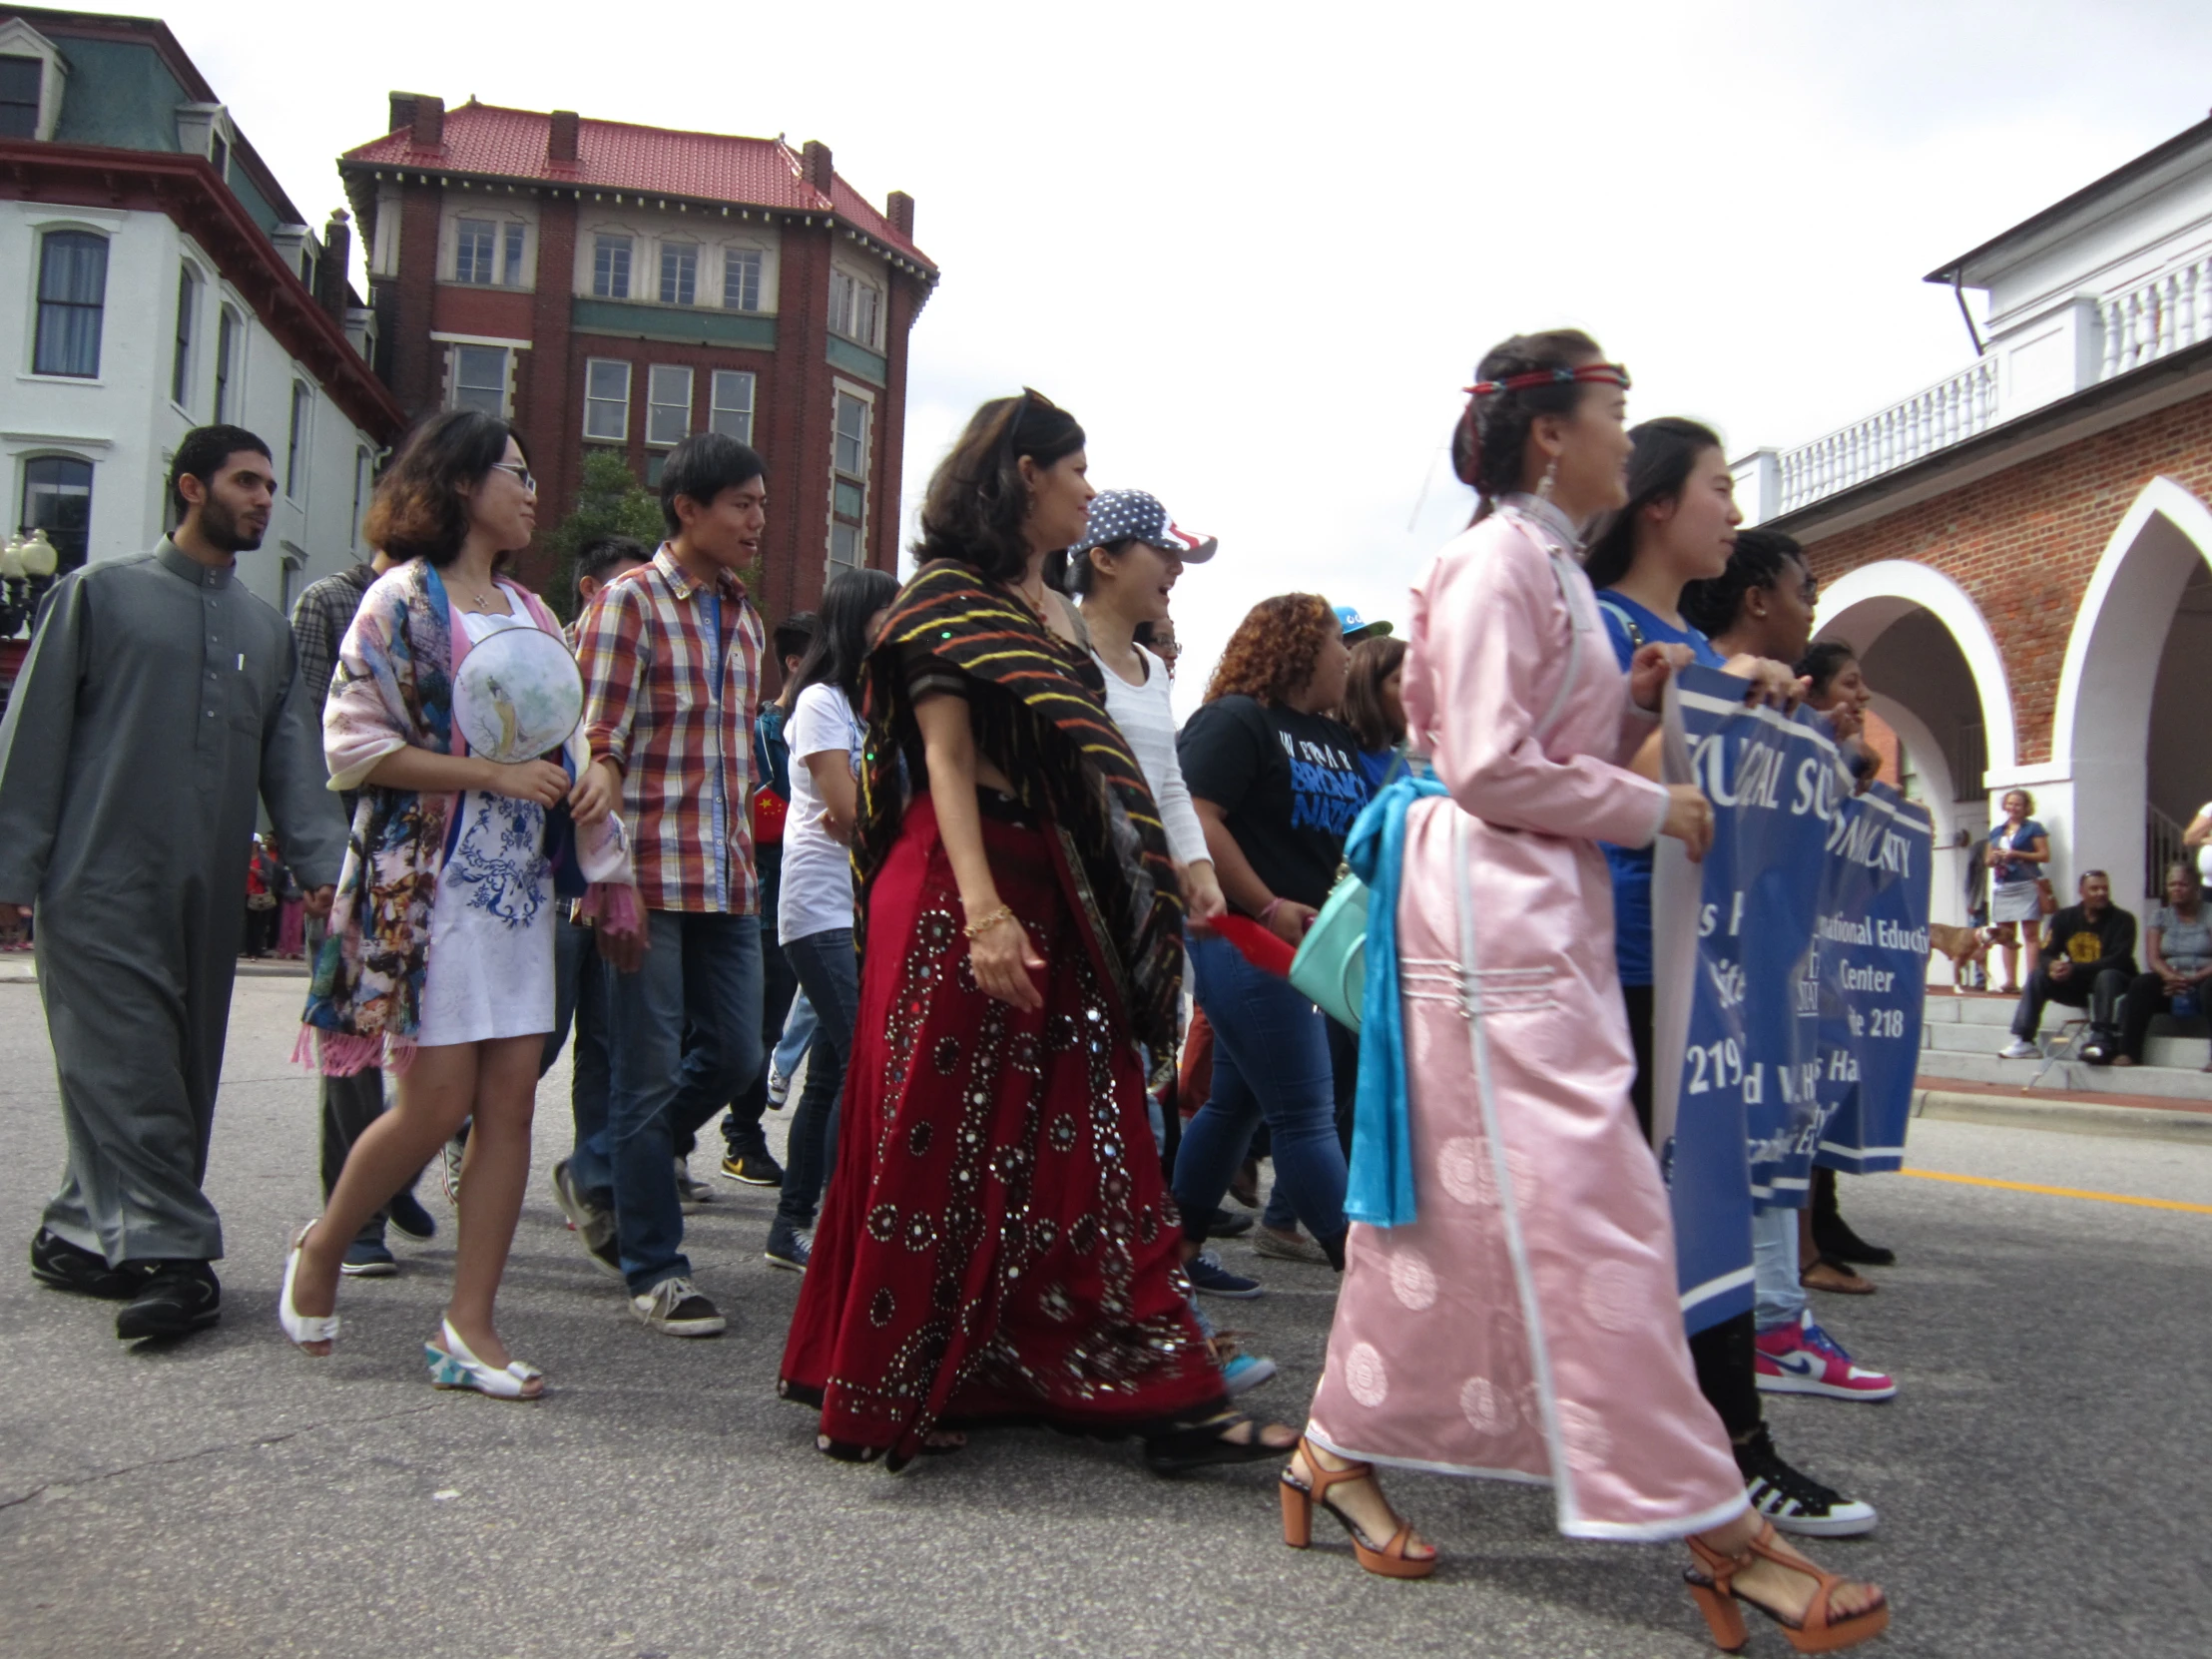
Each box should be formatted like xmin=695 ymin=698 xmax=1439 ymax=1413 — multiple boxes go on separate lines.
xmin=577 ymin=545 xmax=765 ymax=913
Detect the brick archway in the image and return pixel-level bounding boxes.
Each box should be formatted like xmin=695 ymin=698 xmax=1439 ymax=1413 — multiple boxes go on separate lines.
xmin=1812 ymin=560 xmax=2017 ymax=777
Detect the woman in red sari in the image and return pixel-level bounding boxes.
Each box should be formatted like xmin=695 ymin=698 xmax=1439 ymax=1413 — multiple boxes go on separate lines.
xmin=780 ymin=390 xmax=1292 ymax=1474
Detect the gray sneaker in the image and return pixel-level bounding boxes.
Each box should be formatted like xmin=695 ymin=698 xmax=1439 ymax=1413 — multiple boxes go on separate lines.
xmin=1998 ymin=1038 xmax=2039 ymax=1060
xmin=631 ymin=1276 xmax=726 ymax=1338
xmin=675 ymin=1158 xmax=718 ymax=1211
xmin=551 ymin=1159 xmax=623 ymax=1279
xmin=1251 ymin=1226 xmax=1332 ymax=1266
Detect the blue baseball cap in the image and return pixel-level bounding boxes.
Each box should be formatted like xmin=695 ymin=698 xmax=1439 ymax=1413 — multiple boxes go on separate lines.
xmin=1335 ymin=605 xmax=1393 ymax=642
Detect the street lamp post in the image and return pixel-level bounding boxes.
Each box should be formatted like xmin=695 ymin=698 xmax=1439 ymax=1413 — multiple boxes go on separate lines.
xmin=2 ymin=530 xmax=60 ymax=639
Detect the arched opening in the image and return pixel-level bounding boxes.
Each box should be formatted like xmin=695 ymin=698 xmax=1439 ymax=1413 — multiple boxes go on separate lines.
xmin=2052 ymin=477 xmax=2212 ymax=902
xmin=1814 ymin=561 xmax=2016 ymax=932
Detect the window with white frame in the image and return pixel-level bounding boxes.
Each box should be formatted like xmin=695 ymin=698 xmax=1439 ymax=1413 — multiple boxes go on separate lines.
xmin=18 ymin=454 xmax=93 ymax=574
xmin=450 ymin=344 xmax=509 ymax=417
xmin=647 ymin=365 xmax=693 ymax=446
xmin=830 ymin=389 xmax=870 ymax=568
xmin=710 ymin=370 xmax=755 ymax=443
xmin=828 ymin=267 xmax=882 ymax=349
xmin=455 ymin=218 xmax=497 ymax=283
xmin=33 ymin=230 xmax=108 ymax=377
xmin=213 ymin=306 xmax=240 ymax=421
xmin=722 ymin=248 xmax=763 ymax=311
xmin=501 ymin=223 xmax=525 ymax=287
xmin=584 ymin=357 xmax=631 ymax=441
xmin=659 ymin=244 xmax=698 ymax=306
xmin=285 ymin=382 xmax=312 ymax=500
xmin=1 ymin=55 xmax=40 ymax=140
xmin=171 ymin=264 xmax=199 ymax=407
xmin=593 ymin=234 xmax=632 ymax=299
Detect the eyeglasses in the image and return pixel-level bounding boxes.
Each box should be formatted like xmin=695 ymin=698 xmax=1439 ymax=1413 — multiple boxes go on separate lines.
xmin=490 ymin=461 xmax=536 ymax=493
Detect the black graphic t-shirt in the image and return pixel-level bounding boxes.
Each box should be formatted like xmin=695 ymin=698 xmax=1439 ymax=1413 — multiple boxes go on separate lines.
xmin=1179 ymin=694 xmax=1372 ymax=912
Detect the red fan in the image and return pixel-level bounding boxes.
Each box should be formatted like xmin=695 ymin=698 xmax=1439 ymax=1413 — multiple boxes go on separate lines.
xmin=1205 ymin=913 xmax=1297 ymax=979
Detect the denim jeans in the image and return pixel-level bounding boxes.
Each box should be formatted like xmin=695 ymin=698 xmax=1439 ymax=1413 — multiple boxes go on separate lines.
xmin=720 ymin=846 xmax=792 ymax=1161
xmin=1173 ymin=929 xmax=1348 ymax=1253
xmin=1258 ymin=1016 xmax=1358 ymax=1232
xmin=544 ymin=911 xmax=611 ymax=1170
xmin=587 ymin=910 xmax=763 ymax=1292
xmin=774 ymin=928 xmax=859 ymax=1243
xmin=1752 ymin=1204 xmax=1805 ymax=1334
xmin=773 ymin=989 xmax=820 ymax=1083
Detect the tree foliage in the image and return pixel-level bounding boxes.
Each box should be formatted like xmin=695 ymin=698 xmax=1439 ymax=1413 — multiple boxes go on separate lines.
xmin=541 ymin=450 xmax=664 ymax=620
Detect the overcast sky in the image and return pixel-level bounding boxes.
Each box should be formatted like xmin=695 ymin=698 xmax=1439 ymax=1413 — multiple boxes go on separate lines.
xmin=162 ymin=0 xmax=2212 ymax=707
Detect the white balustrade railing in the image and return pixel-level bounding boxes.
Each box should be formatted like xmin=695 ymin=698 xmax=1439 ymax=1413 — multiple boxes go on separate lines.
xmin=2099 ymin=253 xmax=2212 ymax=378
xmin=1776 ymin=357 xmax=1999 ymax=515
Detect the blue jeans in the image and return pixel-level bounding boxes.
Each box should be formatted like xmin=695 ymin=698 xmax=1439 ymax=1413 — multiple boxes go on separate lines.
xmin=1257 ymin=1016 xmax=1358 ymax=1232
xmin=720 ymin=846 xmax=792 ymax=1161
xmin=588 ymin=910 xmax=763 ymax=1292
xmin=1752 ymin=1204 xmax=1805 ymax=1333
xmin=774 ymin=929 xmax=859 ymax=1242
xmin=1173 ymin=929 xmax=1348 ymax=1255
xmin=773 ymin=988 xmax=819 ymax=1083
xmin=544 ymin=913 xmax=611 ymax=1162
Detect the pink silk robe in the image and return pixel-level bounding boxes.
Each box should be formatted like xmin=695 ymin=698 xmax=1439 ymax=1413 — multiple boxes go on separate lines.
xmin=1306 ymin=497 xmax=1748 ymax=1542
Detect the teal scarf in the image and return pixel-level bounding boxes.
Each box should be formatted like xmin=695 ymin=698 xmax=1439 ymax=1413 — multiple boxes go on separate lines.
xmin=1343 ymin=776 xmax=1447 ymax=1228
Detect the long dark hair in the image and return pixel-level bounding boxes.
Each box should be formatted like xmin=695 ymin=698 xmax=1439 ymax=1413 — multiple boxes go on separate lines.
xmin=792 ymin=566 xmax=900 ymax=704
xmin=1337 ymin=635 xmax=1407 ymax=751
xmin=1581 ymin=417 xmax=1723 ymax=591
xmin=912 ymin=389 xmax=1086 ymax=583
xmin=1795 ymin=639 xmax=1858 ymax=702
xmin=1453 ymin=329 xmax=1604 ymax=522
xmin=363 ymin=409 xmax=529 ymax=568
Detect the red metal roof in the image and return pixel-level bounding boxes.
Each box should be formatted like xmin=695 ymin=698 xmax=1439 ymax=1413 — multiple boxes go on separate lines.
xmin=341 ymin=101 xmax=932 ymax=270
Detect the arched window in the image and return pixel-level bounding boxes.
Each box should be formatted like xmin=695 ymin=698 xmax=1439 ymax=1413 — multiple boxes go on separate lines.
xmin=19 ymin=454 xmax=94 ymax=573
xmin=34 ymin=230 xmax=108 ymax=377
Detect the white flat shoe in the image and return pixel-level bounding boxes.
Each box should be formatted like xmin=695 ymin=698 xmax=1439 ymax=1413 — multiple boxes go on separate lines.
xmin=425 ymin=1318 xmax=544 ymax=1399
xmin=278 ymin=1224 xmax=340 ymax=1354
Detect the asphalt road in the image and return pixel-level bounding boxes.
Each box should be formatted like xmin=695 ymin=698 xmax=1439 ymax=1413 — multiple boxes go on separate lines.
xmin=3 ymin=972 xmax=2208 ymax=1659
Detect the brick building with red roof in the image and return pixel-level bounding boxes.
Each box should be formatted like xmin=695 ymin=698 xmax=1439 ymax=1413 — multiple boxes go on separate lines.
xmin=339 ymin=94 xmax=936 ymax=618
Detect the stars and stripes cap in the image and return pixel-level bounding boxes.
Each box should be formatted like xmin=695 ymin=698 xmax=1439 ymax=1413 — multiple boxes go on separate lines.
xmin=1069 ymin=490 xmax=1218 ymax=563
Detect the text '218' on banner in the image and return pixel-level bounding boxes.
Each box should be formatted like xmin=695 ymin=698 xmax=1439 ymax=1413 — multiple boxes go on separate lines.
xmin=1647 ymin=665 xmax=1933 ymax=1335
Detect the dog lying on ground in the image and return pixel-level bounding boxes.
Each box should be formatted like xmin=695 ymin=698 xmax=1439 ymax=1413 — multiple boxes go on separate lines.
xmin=1928 ymin=922 xmax=1993 ymax=994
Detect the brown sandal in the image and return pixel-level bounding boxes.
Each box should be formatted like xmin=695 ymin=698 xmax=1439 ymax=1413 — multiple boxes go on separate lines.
xmin=1800 ymin=1254 xmax=1876 ymax=1296
xmin=1685 ymin=1520 xmax=1889 ymax=1653
xmin=1278 ymin=1436 xmax=1435 ymax=1579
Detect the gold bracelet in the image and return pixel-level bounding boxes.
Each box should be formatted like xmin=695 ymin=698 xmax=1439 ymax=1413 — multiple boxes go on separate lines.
xmin=963 ymin=904 xmax=1016 ymax=940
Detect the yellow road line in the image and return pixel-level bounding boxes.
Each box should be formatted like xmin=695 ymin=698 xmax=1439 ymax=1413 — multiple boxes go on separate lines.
xmin=1904 ymin=1168 xmax=2212 ymax=1215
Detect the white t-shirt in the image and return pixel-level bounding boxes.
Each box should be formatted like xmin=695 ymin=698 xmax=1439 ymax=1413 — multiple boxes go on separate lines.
xmin=1092 ymin=643 xmax=1209 ymax=867
xmin=779 ymin=682 xmax=864 ymax=944
xmin=2199 ymin=802 xmax=2212 ymax=886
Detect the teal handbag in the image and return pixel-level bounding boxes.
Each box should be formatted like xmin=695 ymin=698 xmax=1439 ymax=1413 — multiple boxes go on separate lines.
xmin=1290 ymin=866 xmax=1371 ymax=1031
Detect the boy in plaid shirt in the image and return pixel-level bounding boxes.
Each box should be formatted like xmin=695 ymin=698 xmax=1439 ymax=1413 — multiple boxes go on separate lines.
xmin=571 ymin=433 xmax=770 ymax=1337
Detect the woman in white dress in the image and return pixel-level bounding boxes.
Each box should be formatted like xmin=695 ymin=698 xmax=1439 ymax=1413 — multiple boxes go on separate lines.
xmin=283 ymin=412 xmax=628 ymax=1396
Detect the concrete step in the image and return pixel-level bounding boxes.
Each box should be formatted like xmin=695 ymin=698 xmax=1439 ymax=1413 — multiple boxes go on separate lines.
xmin=1919 ymin=1022 xmax=2209 ymax=1066
xmin=1922 ymin=994 xmax=2026 ymax=1027
xmin=1917 ymin=1047 xmax=2212 ymax=1102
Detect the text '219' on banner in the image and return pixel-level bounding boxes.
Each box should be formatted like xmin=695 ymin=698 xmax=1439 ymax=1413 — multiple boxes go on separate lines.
xmin=1647 ymin=665 xmax=1933 ymax=1335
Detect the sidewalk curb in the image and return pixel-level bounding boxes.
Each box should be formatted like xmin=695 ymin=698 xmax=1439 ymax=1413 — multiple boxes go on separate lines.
xmin=1914 ymin=1087 xmax=2212 ymax=1145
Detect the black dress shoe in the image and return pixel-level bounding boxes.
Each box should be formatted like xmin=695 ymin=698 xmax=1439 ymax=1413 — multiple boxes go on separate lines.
xmin=1812 ymin=1218 xmax=1896 ymax=1268
xmin=115 ymin=1261 xmax=222 ymax=1341
xmin=30 ymin=1229 xmax=147 ymax=1299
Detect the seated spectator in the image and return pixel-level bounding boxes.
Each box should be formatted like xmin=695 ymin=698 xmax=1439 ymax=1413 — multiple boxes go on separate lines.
xmin=2117 ymin=861 xmax=2212 ymax=1071
xmin=1999 ymin=870 xmax=2138 ymax=1061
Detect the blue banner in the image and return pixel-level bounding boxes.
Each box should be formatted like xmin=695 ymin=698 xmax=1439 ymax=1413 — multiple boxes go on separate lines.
xmin=1651 ymin=667 xmax=1932 ymax=1335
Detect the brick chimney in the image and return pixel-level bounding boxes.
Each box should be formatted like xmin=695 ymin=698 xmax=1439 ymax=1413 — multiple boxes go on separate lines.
xmin=317 ymin=210 xmax=352 ymax=320
xmin=388 ymin=91 xmax=418 ymax=135
xmin=410 ymin=93 xmax=445 ymax=152
xmin=886 ymin=191 xmax=914 ymax=241
xmin=802 ymin=139 xmax=832 ymax=197
xmin=548 ymin=109 xmax=580 ymax=164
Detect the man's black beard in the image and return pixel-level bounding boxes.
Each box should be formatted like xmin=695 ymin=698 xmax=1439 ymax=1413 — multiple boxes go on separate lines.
xmin=198 ymin=495 xmax=265 ymax=555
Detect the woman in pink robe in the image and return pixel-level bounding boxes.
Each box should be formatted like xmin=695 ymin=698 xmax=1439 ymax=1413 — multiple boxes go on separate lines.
xmin=1287 ymin=330 xmax=1888 ymax=1653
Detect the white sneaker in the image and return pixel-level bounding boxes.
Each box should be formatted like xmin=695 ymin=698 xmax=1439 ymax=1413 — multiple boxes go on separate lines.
xmin=1998 ymin=1038 xmax=2039 ymax=1059
xmin=767 ymin=1068 xmax=792 ymax=1107
xmin=630 ymin=1276 xmax=726 ymax=1338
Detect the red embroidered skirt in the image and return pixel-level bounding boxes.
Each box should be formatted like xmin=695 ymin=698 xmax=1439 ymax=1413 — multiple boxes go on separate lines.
xmin=779 ymin=795 xmax=1222 ymax=1468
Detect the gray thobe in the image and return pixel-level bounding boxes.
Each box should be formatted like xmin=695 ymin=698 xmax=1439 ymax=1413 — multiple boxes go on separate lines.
xmin=0 ymin=541 xmax=347 ymax=1263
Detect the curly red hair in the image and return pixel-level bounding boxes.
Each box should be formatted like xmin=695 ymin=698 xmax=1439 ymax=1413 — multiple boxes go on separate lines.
xmin=1205 ymin=593 xmax=1337 ymax=707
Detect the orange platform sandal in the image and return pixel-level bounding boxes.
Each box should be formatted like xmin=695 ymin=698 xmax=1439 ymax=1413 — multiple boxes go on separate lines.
xmin=1278 ymin=1436 xmax=1435 ymax=1580
xmin=1684 ymin=1520 xmax=1889 ymax=1653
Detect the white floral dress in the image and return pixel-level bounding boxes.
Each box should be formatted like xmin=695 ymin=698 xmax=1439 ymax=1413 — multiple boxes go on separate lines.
xmin=416 ymin=610 xmax=556 ymax=1047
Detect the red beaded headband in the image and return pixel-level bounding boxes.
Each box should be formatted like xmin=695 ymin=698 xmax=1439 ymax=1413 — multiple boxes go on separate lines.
xmin=1464 ymin=362 xmax=1632 ymax=396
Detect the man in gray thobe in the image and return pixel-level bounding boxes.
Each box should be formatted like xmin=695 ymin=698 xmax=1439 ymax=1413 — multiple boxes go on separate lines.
xmin=0 ymin=425 xmax=347 ymax=1341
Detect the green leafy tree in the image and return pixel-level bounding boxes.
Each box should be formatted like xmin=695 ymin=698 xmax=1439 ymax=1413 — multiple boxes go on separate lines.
xmin=541 ymin=450 xmax=664 ymax=621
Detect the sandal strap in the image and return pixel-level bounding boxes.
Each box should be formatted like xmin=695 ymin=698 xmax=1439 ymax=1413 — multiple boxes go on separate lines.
xmin=1295 ymin=1435 xmax=1374 ymax=1504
